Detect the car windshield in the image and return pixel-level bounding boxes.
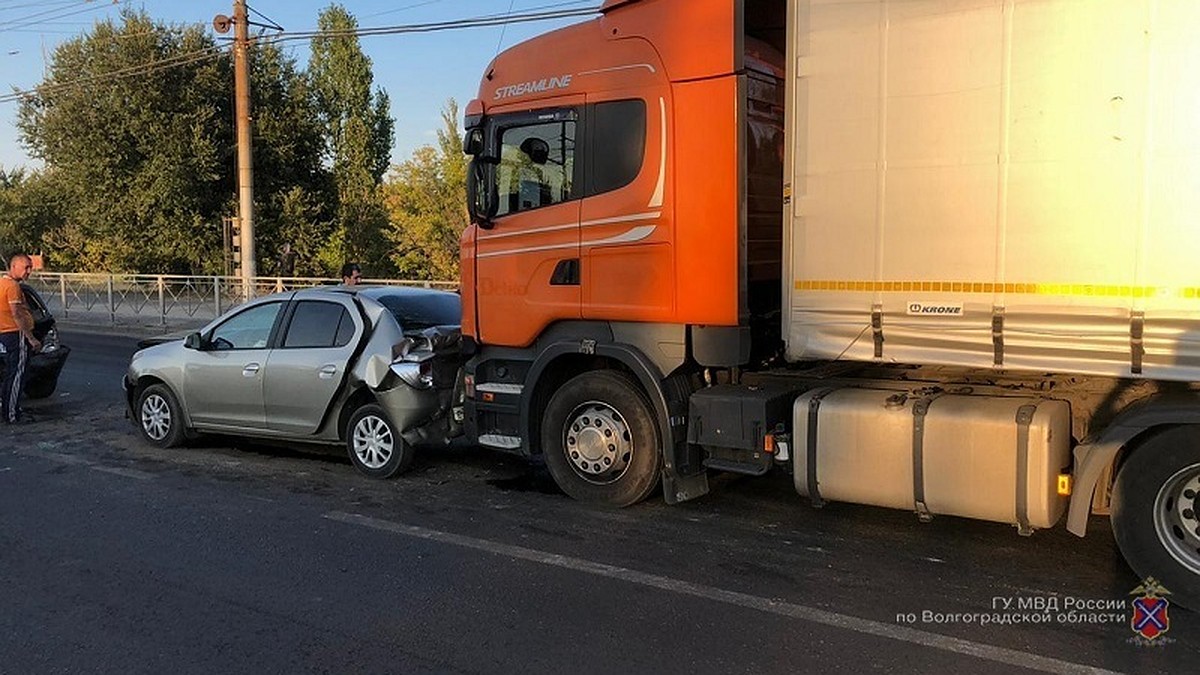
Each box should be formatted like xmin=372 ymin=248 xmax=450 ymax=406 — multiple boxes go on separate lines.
xmin=377 ymin=293 xmax=461 ymax=331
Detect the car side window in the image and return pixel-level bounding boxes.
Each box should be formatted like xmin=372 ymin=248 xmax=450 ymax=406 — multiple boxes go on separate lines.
xmin=333 ymin=309 xmax=356 ymax=347
xmin=210 ymin=302 xmax=282 ymax=351
xmin=282 ymin=301 xmax=355 ymax=349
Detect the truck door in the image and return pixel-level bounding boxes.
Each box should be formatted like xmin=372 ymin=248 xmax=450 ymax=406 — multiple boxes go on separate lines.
xmin=475 ymin=104 xmax=582 ymax=347
xmin=579 ymin=94 xmax=673 ymax=321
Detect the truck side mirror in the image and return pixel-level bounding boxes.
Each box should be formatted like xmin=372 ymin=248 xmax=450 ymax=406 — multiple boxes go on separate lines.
xmin=463 ymin=128 xmax=484 ymax=156
xmin=467 ymin=158 xmax=498 ymax=229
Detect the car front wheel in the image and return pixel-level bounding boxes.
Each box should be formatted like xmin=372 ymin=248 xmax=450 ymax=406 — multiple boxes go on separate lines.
xmin=135 ymin=383 xmax=187 ymax=448
xmin=346 ymin=404 xmax=414 ymax=478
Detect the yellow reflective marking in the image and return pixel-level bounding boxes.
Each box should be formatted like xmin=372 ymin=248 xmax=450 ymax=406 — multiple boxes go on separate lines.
xmin=794 ymin=280 xmax=1196 ymax=298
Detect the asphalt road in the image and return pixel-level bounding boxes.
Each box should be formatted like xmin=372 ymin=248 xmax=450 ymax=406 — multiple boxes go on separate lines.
xmin=1 ymin=330 xmax=1195 ymax=674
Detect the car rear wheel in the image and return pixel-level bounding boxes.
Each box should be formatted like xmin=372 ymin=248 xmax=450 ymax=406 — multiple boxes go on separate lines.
xmin=135 ymin=383 xmax=186 ymax=448
xmin=346 ymin=404 xmax=414 ymax=478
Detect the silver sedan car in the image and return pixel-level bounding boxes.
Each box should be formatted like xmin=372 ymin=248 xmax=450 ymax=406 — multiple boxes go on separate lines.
xmin=124 ymin=286 xmax=462 ymax=478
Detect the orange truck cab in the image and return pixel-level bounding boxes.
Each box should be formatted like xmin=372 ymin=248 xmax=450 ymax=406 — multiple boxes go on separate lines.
xmin=461 ymin=0 xmax=785 ymax=504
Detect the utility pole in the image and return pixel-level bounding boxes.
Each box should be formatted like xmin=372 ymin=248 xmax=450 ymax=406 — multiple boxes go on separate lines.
xmin=231 ymin=0 xmax=256 ymax=299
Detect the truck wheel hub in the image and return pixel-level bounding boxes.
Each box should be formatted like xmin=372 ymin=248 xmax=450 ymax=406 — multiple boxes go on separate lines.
xmin=1154 ymin=462 xmax=1200 ymax=574
xmin=564 ymin=402 xmax=632 ymax=483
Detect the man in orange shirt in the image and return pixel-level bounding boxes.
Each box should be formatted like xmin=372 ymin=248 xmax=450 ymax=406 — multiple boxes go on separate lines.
xmin=1 ymin=253 xmax=41 ymax=424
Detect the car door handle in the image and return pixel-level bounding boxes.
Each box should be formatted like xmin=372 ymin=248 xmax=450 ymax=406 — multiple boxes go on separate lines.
xmin=318 ymin=364 xmax=338 ymax=379
xmin=243 ymin=363 xmax=260 ymax=377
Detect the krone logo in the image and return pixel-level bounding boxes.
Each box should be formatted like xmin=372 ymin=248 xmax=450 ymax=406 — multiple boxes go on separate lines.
xmin=906 ymin=302 xmax=963 ymax=316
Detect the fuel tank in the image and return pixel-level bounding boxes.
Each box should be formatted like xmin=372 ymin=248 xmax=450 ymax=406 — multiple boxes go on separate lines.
xmin=793 ymin=388 xmax=1071 ymax=531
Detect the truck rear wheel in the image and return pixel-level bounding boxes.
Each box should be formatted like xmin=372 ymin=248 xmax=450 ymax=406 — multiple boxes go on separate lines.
xmin=541 ymin=370 xmax=661 ymax=507
xmin=1111 ymin=426 xmax=1200 ymax=610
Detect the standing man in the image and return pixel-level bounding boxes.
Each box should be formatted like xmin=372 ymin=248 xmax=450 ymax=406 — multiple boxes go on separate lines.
xmin=277 ymin=242 xmax=297 ymax=277
xmin=1 ymin=253 xmax=41 ymax=424
xmin=340 ymin=262 xmax=363 ymax=286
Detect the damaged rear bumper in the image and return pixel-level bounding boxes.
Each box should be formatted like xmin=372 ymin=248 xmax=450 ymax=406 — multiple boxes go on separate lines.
xmin=364 ymin=325 xmax=464 ymax=447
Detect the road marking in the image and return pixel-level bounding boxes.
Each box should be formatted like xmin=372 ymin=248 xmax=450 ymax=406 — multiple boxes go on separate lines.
xmin=38 ymin=451 xmax=90 ymax=466
xmin=90 ymin=465 xmax=154 ymax=480
xmin=325 ymin=511 xmax=1121 ymax=675
xmin=20 ymin=448 xmax=154 ymax=481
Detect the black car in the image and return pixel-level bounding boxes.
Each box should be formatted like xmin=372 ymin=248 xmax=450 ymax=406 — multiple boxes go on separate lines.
xmin=19 ymin=285 xmax=70 ymax=399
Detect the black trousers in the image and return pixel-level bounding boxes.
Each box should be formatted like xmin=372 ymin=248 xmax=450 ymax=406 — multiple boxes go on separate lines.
xmin=0 ymin=331 xmax=28 ymax=423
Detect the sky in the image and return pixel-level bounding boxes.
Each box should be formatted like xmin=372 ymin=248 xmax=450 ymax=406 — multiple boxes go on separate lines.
xmin=0 ymin=0 xmax=597 ymax=171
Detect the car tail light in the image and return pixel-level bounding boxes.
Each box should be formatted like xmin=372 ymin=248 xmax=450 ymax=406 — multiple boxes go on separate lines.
xmin=390 ymin=360 xmax=434 ymax=389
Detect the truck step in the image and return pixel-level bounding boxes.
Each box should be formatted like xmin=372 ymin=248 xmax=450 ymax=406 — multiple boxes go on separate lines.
xmin=703 ymin=457 xmax=772 ymax=477
xmin=479 ymin=434 xmax=522 ymax=450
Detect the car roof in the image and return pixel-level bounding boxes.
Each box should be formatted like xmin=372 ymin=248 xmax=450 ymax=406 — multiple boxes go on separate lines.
xmin=293 ymin=285 xmax=459 ymax=301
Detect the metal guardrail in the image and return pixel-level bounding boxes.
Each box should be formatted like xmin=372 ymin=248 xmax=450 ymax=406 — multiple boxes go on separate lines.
xmin=25 ymin=272 xmax=458 ymax=327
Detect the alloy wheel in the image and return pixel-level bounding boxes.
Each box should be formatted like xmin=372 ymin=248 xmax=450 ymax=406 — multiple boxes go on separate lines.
xmin=141 ymin=393 xmax=171 ymax=441
xmin=352 ymin=415 xmax=394 ymax=469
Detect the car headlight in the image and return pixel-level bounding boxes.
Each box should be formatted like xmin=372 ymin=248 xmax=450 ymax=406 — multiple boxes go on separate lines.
xmin=41 ymin=327 xmax=60 ymax=353
xmin=389 ymin=360 xmax=433 ymax=389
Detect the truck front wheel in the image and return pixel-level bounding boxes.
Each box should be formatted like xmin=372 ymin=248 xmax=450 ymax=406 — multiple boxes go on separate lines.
xmin=541 ymin=370 xmax=661 ymax=507
xmin=1111 ymin=426 xmax=1200 ymax=610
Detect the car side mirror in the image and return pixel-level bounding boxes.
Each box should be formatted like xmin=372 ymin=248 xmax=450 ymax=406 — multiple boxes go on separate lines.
xmin=184 ymin=332 xmax=204 ymax=350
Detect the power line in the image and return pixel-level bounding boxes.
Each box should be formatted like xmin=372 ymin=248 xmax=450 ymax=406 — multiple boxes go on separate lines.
xmin=0 ymin=44 xmax=226 ymax=104
xmin=361 ymin=1 xmax=445 ymax=21
xmin=494 ymin=0 xmax=517 ymax=56
xmin=3 ymin=28 xmax=88 ymax=33
xmin=476 ymin=0 xmax=597 ymax=20
xmin=0 ymin=0 xmax=84 ymax=14
xmin=268 ymin=6 xmax=599 ymax=44
xmin=0 ymin=0 xmax=90 ymax=28
xmin=0 ymin=5 xmax=601 ymax=106
xmin=246 ymin=3 xmax=282 ymax=32
xmin=0 ymin=0 xmax=127 ymax=35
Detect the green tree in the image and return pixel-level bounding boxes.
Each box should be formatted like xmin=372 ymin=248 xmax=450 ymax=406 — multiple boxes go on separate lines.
xmin=0 ymin=168 xmax=65 ymax=261
xmin=16 ymin=10 xmax=330 ymax=275
xmin=309 ymin=4 xmax=395 ymax=275
xmin=384 ymin=100 xmax=467 ymax=281
xmin=17 ymin=11 xmax=232 ymax=273
xmin=249 ymin=41 xmax=334 ymax=276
